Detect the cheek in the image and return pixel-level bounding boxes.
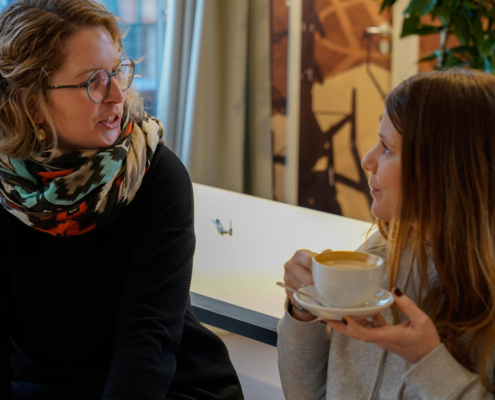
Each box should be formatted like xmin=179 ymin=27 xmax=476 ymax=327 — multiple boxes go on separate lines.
xmin=48 ymin=95 xmax=96 ymax=125
xmin=386 ymin=163 xmax=401 ymax=203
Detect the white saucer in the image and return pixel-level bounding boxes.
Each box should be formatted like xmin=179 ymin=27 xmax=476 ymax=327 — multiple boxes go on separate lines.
xmin=294 ymin=285 xmax=394 ymax=320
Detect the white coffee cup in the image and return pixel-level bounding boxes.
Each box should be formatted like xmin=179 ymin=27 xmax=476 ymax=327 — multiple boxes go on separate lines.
xmin=312 ymin=251 xmax=384 ymax=308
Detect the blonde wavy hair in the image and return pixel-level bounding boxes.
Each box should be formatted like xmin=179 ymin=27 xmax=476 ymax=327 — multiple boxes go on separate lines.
xmin=381 ymin=69 xmax=495 ymax=389
xmin=0 ymin=0 xmax=144 ymax=159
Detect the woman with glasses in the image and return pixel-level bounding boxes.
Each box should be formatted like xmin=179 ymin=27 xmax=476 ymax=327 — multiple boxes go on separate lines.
xmin=0 ymin=1 xmax=243 ymax=399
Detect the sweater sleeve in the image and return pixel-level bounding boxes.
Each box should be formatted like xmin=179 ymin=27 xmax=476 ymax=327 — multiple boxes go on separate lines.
xmin=0 ymin=227 xmax=12 ymax=400
xmin=101 ymin=145 xmax=196 ymax=400
xmin=0 ymin=306 xmax=12 ymax=399
xmin=277 ymin=299 xmax=329 ymax=400
xmin=277 ymin=231 xmax=386 ymax=400
xmin=402 ymin=343 xmax=494 ymax=399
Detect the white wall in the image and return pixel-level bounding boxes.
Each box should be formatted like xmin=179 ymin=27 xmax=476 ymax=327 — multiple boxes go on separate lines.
xmin=391 ymin=0 xmax=420 ymax=89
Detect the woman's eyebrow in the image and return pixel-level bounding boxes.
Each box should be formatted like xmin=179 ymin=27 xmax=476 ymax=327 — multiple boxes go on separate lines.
xmin=74 ymin=58 xmax=122 ymax=79
xmin=378 ymin=133 xmax=394 ymax=147
xmin=75 ymin=69 xmax=97 ymax=79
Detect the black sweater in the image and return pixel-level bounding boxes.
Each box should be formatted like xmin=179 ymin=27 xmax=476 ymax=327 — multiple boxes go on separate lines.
xmin=0 ymin=144 xmax=243 ymax=400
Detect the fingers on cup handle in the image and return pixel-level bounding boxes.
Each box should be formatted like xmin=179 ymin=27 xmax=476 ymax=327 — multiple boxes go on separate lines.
xmin=293 ymin=249 xmax=317 ymax=271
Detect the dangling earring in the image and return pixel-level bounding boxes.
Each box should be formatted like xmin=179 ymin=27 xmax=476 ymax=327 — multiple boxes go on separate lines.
xmin=38 ymin=126 xmax=46 ymax=141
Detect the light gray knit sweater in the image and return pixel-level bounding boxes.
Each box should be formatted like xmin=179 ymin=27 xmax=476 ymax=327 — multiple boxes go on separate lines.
xmin=277 ymin=231 xmax=495 ymax=400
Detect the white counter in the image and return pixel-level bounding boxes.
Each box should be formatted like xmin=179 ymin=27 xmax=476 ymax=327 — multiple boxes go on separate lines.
xmin=191 ymin=183 xmax=374 ymax=319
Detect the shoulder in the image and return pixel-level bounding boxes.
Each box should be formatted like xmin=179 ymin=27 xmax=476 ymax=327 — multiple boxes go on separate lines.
xmin=149 ymin=143 xmax=189 ymax=181
xmin=143 ymin=143 xmax=192 ymax=198
xmin=132 ymin=143 xmax=193 ymax=220
xmin=355 ymin=229 xmax=387 ymax=259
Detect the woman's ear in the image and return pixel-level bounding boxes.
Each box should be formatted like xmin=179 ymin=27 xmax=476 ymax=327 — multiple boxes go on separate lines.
xmin=26 ymin=92 xmax=45 ymax=125
xmin=19 ymin=89 xmax=45 ymax=125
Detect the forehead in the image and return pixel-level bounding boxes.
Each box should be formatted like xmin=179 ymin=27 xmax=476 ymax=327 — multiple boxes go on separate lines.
xmin=379 ymin=111 xmax=401 ymax=145
xmin=59 ymin=26 xmax=119 ymax=74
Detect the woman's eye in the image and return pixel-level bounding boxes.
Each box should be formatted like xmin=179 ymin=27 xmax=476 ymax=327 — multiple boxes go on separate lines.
xmin=89 ymin=71 xmax=108 ymax=87
xmin=381 ymin=141 xmax=389 ymax=153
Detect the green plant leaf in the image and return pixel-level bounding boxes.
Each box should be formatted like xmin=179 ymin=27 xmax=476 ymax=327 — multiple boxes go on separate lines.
xmin=419 ymin=52 xmax=439 ymax=62
xmin=404 ymin=0 xmax=439 ymax=16
xmin=480 ymin=5 xmax=495 ymax=20
xmin=450 ymin=45 xmax=477 ymax=55
xmin=462 ymin=0 xmax=478 ymax=10
xmin=469 ymin=54 xmax=484 ymax=69
xmin=401 ymin=14 xmax=444 ymax=37
xmin=468 ymin=10 xmax=485 ymax=46
xmin=483 ymin=57 xmax=493 ymax=73
xmin=441 ymin=53 xmax=468 ymax=69
xmin=431 ymin=5 xmax=454 ymax=25
xmin=481 ymin=37 xmax=495 ymax=57
xmin=380 ymin=0 xmax=495 ymax=73
xmin=449 ymin=0 xmax=462 ymax=9
xmin=401 ymin=14 xmax=420 ymax=36
xmin=490 ymin=51 xmax=495 ymax=72
xmin=452 ymin=13 xmax=471 ymax=45
xmin=462 ymin=2 xmax=476 ymax=19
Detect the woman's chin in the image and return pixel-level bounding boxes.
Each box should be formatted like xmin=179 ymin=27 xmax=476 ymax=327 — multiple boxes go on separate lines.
xmin=371 ymin=203 xmax=392 ymax=223
xmin=98 ymin=130 xmax=120 ymax=148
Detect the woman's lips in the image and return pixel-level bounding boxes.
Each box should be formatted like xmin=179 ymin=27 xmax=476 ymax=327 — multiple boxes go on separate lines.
xmin=370 ymin=187 xmax=381 ymax=196
xmin=99 ymin=115 xmax=120 ymax=129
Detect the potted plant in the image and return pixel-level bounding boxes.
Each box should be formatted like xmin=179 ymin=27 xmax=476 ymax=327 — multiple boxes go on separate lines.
xmin=380 ymin=0 xmax=495 ymax=72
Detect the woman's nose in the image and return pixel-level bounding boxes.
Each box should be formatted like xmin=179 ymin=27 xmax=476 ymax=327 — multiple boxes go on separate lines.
xmin=104 ymin=76 xmax=125 ymax=104
xmin=361 ymin=147 xmax=377 ymax=174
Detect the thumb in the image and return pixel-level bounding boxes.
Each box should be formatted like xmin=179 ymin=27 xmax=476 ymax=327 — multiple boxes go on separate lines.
xmin=322 ymin=249 xmax=333 ymax=253
xmin=392 ymin=288 xmax=427 ymax=324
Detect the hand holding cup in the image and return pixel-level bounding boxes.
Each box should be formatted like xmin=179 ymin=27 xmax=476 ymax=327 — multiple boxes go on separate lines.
xmin=283 ymin=249 xmax=332 ymax=321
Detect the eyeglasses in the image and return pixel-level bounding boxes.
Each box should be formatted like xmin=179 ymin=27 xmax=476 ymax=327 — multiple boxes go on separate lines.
xmin=45 ymin=58 xmax=135 ymax=103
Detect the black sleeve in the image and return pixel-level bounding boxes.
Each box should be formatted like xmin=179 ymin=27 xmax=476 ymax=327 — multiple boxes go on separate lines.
xmin=0 ymin=312 xmax=11 ymax=400
xmin=166 ymin=301 xmax=244 ymax=400
xmin=101 ymin=145 xmax=242 ymax=400
xmin=0 ymin=311 xmax=11 ymax=400
xmin=0 ymin=220 xmax=12 ymax=400
xmin=101 ymin=145 xmax=196 ymax=399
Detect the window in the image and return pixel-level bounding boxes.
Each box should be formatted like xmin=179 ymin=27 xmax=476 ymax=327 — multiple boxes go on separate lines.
xmin=99 ymin=0 xmax=168 ymax=116
xmin=0 ymin=0 xmax=167 ymax=116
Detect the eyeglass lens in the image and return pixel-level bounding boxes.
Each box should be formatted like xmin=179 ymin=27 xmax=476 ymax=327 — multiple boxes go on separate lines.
xmin=87 ymin=60 xmax=134 ymax=102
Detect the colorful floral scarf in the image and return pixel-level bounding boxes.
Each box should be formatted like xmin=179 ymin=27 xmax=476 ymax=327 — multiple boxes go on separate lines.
xmin=0 ymin=112 xmax=164 ymax=237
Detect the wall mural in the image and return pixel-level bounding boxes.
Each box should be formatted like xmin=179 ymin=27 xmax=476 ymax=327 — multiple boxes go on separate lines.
xmin=271 ymin=0 xmax=391 ymax=222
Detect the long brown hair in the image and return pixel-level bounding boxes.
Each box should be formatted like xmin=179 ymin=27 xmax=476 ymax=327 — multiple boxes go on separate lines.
xmin=384 ymin=69 xmax=495 ymax=387
xmin=0 ymin=0 xmax=144 ymax=159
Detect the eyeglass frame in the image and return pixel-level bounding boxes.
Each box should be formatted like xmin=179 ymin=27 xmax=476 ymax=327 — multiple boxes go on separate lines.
xmin=44 ymin=58 xmax=135 ymax=103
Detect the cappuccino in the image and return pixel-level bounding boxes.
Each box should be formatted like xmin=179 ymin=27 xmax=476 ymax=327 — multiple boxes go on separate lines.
xmin=312 ymin=251 xmax=384 ymax=307
xmin=321 ymin=259 xmax=371 ymax=270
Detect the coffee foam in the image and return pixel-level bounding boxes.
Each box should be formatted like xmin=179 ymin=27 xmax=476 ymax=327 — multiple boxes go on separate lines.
xmin=320 ymin=259 xmax=372 ymax=270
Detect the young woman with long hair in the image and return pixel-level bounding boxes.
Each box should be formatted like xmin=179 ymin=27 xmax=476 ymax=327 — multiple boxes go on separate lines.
xmin=278 ymin=69 xmax=495 ymax=399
